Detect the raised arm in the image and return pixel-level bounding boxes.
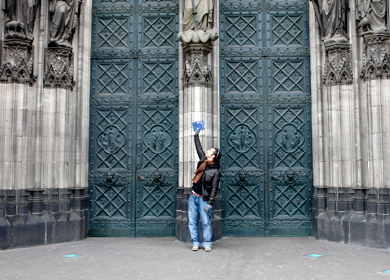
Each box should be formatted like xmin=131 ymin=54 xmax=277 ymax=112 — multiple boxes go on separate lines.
xmin=194 ymin=130 xmax=206 ymax=160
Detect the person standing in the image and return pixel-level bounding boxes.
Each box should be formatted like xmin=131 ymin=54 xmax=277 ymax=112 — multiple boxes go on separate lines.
xmin=189 ymin=128 xmax=221 ymax=252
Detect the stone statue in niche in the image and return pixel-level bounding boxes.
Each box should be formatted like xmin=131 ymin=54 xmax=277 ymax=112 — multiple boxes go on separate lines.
xmin=356 ymin=0 xmax=387 ymax=32
xmin=312 ymin=0 xmax=348 ymax=42
xmin=179 ymin=0 xmax=217 ymax=86
xmin=3 ymin=0 xmax=41 ymax=39
xmin=179 ymin=0 xmax=218 ymax=45
xmin=183 ymin=0 xmax=213 ymax=31
xmin=49 ymin=0 xmax=80 ymax=47
xmin=0 ymin=0 xmax=39 ymax=84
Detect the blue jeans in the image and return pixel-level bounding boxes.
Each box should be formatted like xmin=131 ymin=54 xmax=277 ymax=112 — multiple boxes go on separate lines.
xmin=188 ymin=194 xmax=212 ymax=248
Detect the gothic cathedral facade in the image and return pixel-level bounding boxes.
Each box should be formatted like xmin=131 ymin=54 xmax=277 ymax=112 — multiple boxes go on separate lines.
xmin=1 ymin=0 xmax=390 ymax=249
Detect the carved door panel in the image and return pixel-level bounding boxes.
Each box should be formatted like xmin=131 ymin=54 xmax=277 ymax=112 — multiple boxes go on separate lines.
xmin=220 ymin=1 xmax=312 ymax=236
xmin=89 ymin=0 xmax=178 ymax=237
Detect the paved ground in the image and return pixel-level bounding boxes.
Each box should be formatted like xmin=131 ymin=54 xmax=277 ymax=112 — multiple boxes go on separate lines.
xmin=0 ymin=237 xmax=389 ymax=280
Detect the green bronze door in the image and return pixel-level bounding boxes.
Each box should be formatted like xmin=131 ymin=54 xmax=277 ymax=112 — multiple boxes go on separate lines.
xmin=220 ymin=0 xmax=313 ymax=236
xmin=88 ymin=0 xmax=179 ymax=236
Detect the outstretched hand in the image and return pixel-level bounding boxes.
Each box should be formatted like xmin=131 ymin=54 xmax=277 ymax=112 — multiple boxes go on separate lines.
xmin=195 ymin=128 xmax=200 ymax=136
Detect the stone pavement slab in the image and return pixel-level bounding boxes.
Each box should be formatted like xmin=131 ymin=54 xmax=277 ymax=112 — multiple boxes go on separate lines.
xmin=0 ymin=237 xmax=389 ymax=280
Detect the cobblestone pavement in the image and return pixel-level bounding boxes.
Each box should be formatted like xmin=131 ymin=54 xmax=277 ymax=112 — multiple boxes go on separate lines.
xmin=0 ymin=237 xmax=389 ymax=279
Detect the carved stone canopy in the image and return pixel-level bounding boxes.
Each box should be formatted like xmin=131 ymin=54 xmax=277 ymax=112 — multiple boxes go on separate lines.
xmin=323 ymin=40 xmax=353 ymax=86
xmin=360 ymin=31 xmax=390 ymax=80
xmin=182 ymin=42 xmax=213 ymax=87
xmin=44 ymin=45 xmax=75 ymax=89
xmin=0 ymin=37 xmax=36 ymax=85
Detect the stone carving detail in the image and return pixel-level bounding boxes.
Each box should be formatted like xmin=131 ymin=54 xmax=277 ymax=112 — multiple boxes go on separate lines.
xmin=3 ymin=0 xmax=41 ymax=39
xmin=0 ymin=39 xmax=36 ymax=84
xmin=311 ymin=0 xmax=353 ymax=85
xmin=360 ymin=32 xmax=390 ymax=79
xmin=44 ymin=0 xmax=81 ymax=88
xmin=1 ymin=0 xmax=40 ymax=85
xmin=183 ymin=0 xmax=213 ymax=31
xmin=49 ymin=0 xmax=80 ymax=47
xmin=356 ymin=0 xmax=388 ymax=32
xmin=44 ymin=46 xmax=75 ymax=88
xmin=323 ymin=42 xmax=353 ymax=85
xmin=311 ymin=0 xmax=348 ymax=42
xmin=178 ymin=28 xmax=218 ymax=44
xmin=181 ymin=43 xmax=213 ymax=86
xmin=179 ymin=0 xmax=218 ymax=86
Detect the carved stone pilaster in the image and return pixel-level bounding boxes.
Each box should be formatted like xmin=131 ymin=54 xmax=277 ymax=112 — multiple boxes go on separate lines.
xmin=323 ymin=40 xmax=353 ymax=86
xmin=0 ymin=38 xmax=36 ymax=85
xmin=360 ymin=31 xmax=390 ymax=80
xmin=44 ymin=45 xmax=75 ymax=89
xmin=182 ymin=42 xmax=213 ymax=87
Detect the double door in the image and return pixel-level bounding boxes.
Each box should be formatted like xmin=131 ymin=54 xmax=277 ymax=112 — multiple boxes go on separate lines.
xmin=88 ymin=0 xmax=179 ymax=236
xmin=219 ymin=0 xmax=313 ymax=236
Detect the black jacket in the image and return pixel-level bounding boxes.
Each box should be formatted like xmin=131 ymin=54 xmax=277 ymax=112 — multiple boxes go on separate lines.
xmin=194 ymin=134 xmax=221 ymax=205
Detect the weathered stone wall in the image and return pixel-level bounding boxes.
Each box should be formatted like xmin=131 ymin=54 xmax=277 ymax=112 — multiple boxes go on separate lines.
xmin=0 ymin=0 xmax=92 ymax=249
xmin=310 ymin=0 xmax=390 ymax=248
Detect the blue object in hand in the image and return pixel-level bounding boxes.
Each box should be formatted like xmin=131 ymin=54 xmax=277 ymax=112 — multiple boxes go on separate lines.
xmin=192 ymin=120 xmax=205 ymax=132
xmin=205 ymin=204 xmax=212 ymax=211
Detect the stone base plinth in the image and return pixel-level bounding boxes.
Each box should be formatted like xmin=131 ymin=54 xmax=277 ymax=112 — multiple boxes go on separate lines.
xmin=0 ymin=188 xmax=89 ymax=249
xmin=313 ymin=186 xmax=390 ymax=249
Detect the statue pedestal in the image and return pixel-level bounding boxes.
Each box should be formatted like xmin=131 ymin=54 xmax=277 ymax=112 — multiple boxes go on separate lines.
xmin=361 ymin=31 xmax=390 ymax=79
xmin=323 ymin=38 xmax=352 ymax=85
xmin=0 ymin=37 xmax=35 ymax=85
xmin=44 ymin=45 xmax=75 ymax=88
xmin=182 ymin=42 xmax=213 ymax=87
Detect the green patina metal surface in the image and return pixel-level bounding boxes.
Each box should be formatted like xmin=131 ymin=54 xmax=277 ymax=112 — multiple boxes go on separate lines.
xmin=219 ymin=0 xmax=313 ymax=236
xmin=88 ymin=0 xmax=312 ymax=237
xmin=88 ymin=0 xmax=179 ymax=237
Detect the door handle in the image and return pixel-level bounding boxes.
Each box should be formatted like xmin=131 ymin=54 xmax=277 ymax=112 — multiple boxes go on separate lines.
xmin=271 ymin=175 xmax=279 ymax=180
xmin=138 ymin=175 xmax=145 ymax=180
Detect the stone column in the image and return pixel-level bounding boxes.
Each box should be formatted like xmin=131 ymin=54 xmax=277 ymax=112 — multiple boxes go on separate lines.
xmin=0 ymin=0 xmax=91 ymax=249
xmin=176 ymin=27 xmax=221 ymax=241
xmin=311 ymin=0 xmax=390 ymax=248
xmin=310 ymin=1 xmax=357 ymax=244
xmin=359 ymin=31 xmax=390 ymax=247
